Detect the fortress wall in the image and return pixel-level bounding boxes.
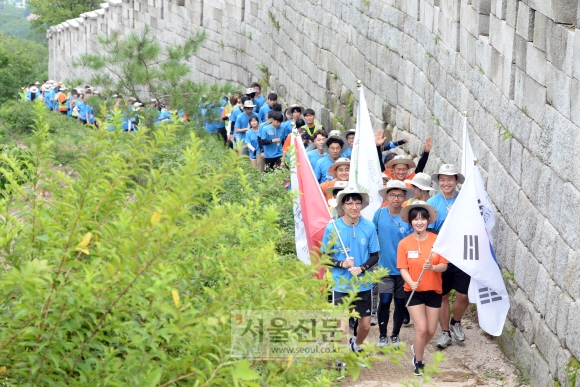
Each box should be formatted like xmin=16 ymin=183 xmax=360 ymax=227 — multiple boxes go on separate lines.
xmin=48 ymin=0 xmax=580 ymax=384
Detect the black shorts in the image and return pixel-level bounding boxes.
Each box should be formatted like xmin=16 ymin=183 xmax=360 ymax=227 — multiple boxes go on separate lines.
xmin=442 ymin=263 xmax=471 ymax=295
xmin=333 ymin=290 xmax=372 ymax=317
xmin=265 ymin=157 xmax=281 ymax=171
xmin=377 ymin=275 xmax=405 ymax=299
xmin=405 ymin=290 xmax=442 ymax=308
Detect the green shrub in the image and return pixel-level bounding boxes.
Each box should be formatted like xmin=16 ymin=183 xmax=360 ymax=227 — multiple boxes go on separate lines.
xmin=0 ymin=101 xmax=347 ymax=386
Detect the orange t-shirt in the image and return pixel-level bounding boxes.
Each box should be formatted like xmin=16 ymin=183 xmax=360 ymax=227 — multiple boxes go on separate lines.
xmin=386 ymin=170 xmax=416 ymax=189
xmin=396 ymin=233 xmax=448 ymax=293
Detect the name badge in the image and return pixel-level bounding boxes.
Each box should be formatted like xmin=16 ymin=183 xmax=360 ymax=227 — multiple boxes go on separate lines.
xmin=408 ymin=251 xmax=419 ymax=259
xmin=268 ymin=131 xmax=274 ymax=135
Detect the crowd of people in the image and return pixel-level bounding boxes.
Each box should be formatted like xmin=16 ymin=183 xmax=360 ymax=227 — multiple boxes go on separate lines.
xmin=22 ymin=80 xmax=175 ymax=130
xmin=24 ymin=78 xmax=472 ymax=377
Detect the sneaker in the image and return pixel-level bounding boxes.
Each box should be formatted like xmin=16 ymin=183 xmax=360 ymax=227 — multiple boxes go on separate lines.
xmin=350 ymin=340 xmax=362 ymax=353
xmin=377 ymin=336 xmax=388 ymax=348
xmin=336 ymin=361 xmax=347 ymax=371
xmin=411 ymin=344 xmax=415 ymax=365
xmin=371 ymin=315 xmax=377 ymax=326
xmin=349 ymin=336 xmax=357 ymax=346
xmin=413 ymin=361 xmax=425 ymax=376
xmin=390 ymin=335 xmax=401 ymax=347
xmin=403 ymin=309 xmax=410 ymax=324
xmin=449 ymin=320 xmax=466 ymax=341
xmin=349 ymin=317 xmax=356 ymax=329
xmin=436 ymin=331 xmax=452 ymax=349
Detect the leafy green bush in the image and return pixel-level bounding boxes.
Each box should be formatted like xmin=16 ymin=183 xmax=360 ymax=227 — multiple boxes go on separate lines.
xmin=0 ymin=101 xmax=347 ymax=386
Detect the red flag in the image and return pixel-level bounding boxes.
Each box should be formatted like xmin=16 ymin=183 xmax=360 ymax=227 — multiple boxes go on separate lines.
xmin=290 ymin=133 xmax=331 ymax=279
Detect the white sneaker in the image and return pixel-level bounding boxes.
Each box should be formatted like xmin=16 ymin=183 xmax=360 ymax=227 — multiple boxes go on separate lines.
xmin=449 ymin=320 xmax=466 ymax=341
xmin=390 ymin=335 xmax=401 ymax=347
xmin=436 ymin=331 xmax=452 ymax=349
xmin=377 ymin=336 xmax=388 ymax=347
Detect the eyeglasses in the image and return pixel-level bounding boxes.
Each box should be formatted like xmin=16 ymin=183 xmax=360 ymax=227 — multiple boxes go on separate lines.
xmin=343 ymin=202 xmax=362 ymax=207
xmin=387 ymin=194 xmax=406 ymax=199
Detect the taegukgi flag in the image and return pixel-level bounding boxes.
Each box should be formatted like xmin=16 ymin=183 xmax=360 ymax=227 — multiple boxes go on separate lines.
xmin=432 ymin=162 xmax=509 ymax=336
xmin=348 ymin=85 xmax=383 ymax=220
xmin=289 ymin=131 xmax=331 ymax=276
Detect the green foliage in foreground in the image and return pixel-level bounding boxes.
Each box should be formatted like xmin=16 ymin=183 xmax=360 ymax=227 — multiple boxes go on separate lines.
xmin=0 ymin=102 xmax=335 ymax=385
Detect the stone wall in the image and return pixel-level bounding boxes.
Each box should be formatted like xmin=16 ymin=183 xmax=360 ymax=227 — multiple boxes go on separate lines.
xmin=48 ymin=0 xmax=580 ymax=385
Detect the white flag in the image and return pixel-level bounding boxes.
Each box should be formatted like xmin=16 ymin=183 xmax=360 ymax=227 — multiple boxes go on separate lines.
xmin=461 ymin=114 xmax=476 ymax=178
xmin=349 ymin=86 xmax=383 ymax=220
xmin=432 ymin=163 xmax=509 ymax=336
xmin=290 ymin=134 xmax=311 ymax=265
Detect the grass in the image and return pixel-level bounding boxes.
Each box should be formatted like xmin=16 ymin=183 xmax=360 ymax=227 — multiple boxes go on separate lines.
xmin=268 ymin=11 xmax=280 ymax=31
xmin=567 ymin=358 xmax=580 ymax=387
xmin=515 ymin=364 xmax=530 ymax=385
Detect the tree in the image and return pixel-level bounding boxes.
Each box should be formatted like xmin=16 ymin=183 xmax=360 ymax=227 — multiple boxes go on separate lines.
xmin=27 ymin=0 xmax=101 ymax=34
xmin=0 ymin=34 xmax=48 ymax=84
xmin=74 ymin=26 xmax=234 ymax=121
xmin=0 ymin=44 xmax=33 ymax=103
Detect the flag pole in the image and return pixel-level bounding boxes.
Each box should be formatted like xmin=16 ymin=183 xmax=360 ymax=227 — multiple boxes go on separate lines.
xmin=405 ymin=250 xmax=434 ymax=308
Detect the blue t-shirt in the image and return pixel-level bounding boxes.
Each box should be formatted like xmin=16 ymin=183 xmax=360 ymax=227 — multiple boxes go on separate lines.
xmin=372 ymin=207 xmax=413 ymax=276
xmin=157 ymin=109 xmax=172 ymax=123
xmin=254 ymin=95 xmax=266 ymax=112
xmin=321 ymin=217 xmax=380 ymax=293
xmin=258 ymin=103 xmax=271 ymax=122
xmin=234 ymin=111 xmax=258 ymax=142
xmin=280 ymin=120 xmax=295 ymax=136
xmin=76 ymin=101 xmax=87 ymax=120
xmin=427 ymin=192 xmax=459 ymax=231
xmin=307 ymin=150 xmax=326 ymax=167
xmin=259 ymin=123 xmax=286 ymax=159
xmin=245 ymin=129 xmax=260 ymax=159
xmin=315 ymin=154 xmax=337 ymax=183
xmin=341 ymin=147 xmax=352 ymax=158
xmin=86 ymin=105 xmax=96 ymax=124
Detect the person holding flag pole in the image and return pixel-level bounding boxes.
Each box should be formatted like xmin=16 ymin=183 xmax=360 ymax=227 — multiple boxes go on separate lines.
xmin=397 ymin=201 xmax=448 ymax=376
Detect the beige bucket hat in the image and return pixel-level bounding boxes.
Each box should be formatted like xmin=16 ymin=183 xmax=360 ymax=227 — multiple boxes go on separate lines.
xmin=400 ymin=200 xmax=438 ymax=224
xmin=405 ymin=172 xmax=435 ymax=191
xmin=379 ymin=179 xmax=415 ymax=201
xmin=325 ymin=180 xmax=349 ymax=196
xmin=328 ymin=158 xmax=351 ymax=178
xmin=431 ymin=164 xmax=465 ymax=184
xmin=335 ymin=186 xmax=370 ymax=214
xmin=386 ymin=155 xmax=416 ymax=169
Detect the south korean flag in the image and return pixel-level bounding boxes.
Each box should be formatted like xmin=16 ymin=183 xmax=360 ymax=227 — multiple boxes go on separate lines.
xmin=432 ymin=163 xmax=510 ymax=336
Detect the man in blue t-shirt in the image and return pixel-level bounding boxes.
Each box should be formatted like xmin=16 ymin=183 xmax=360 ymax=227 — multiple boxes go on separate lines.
xmin=315 ymin=135 xmax=347 ymax=183
xmin=234 ymin=100 xmax=258 ymax=155
xmin=321 ymin=186 xmax=380 ymax=360
xmin=340 ymin=129 xmax=356 ymax=158
xmin=426 ymin=164 xmax=470 ymax=349
xmin=258 ymin=92 xmax=277 ymax=122
xmin=250 ymin=82 xmax=266 ymax=112
xmin=307 ymin=129 xmax=328 ymax=167
xmin=258 ymin=112 xmax=286 ymax=171
xmin=372 ymin=180 xmax=415 ymax=348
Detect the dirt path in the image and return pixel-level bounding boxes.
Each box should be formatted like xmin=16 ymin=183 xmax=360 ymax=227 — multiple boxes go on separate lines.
xmin=343 ymin=308 xmax=523 ymax=386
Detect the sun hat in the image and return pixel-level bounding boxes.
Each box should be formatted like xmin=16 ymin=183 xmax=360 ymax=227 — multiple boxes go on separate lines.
xmin=59 ymin=86 xmax=68 ymax=91
xmin=29 ymin=86 xmax=39 ymax=93
xmin=245 ymin=87 xmax=256 ymax=96
xmin=133 ymin=102 xmax=143 ymax=108
xmin=385 ymin=155 xmax=416 ymax=169
xmin=405 ymin=172 xmax=435 ymax=191
xmin=34 ymin=81 xmax=40 ymax=85
xmin=431 ymin=164 xmax=465 ymax=184
xmin=335 ymin=186 xmax=370 ymax=214
xmin=382 ymin=173 xmax=391 ymax=182
xmin=325 ymin=180 xmax=348 ymax=196
xmin=323 ymin=135 xmax=348 ymax=153
xmin=328 ymin=158 xmax=351 ymax=178
xmin=341 ymin=129 xmax=356 ymax=139
xmin=287 ymin=104 xmax=304 ymax=114
xmin=400 ymin=200 xmax=438 ymax=224
xmin=379 ymin=179 xmax=415 ymax=201
xmin=41 ymin=84 xmax=51 ymax=92
xmin=243 ymin=100 xmax=256 ymax=109
xmin=150 ymin=99 xmax=157 ymax=103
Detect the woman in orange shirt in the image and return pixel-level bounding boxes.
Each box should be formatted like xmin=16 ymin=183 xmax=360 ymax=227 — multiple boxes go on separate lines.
xmin=397 ymin=201 xmax=448 ymax=376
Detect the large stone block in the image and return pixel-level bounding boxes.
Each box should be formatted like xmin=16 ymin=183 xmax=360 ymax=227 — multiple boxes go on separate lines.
xmin=459 ymin=27 xmax=476 ymax=67
xmin=440 ymin=0 xmax=460 ymax=21
xmin=489 ymin=13 xmax=515 ymax=62
xmin=516 ymin=1 xmax=534 ymax=41
xmin=546 ymin=21 xmax=574 ymax=76
xmin=546 ymin=62 xmax=572 ymax=119
xmin=535 ymin=320 xmax=562 ymax=377
xmin=533 ymin=10 xmax=548 ymax=52
xmin=513 ymin=68 xmax=546 ymax=124
xmin=566 ymin=299 xmax=580 ymax=359
xmin=509 ymin=138 xmax=522 ymax=183
xmin=544 ymin=278 xmax=561 ymax=333
xmin=461 ymin=2 xmax=479 ymax=37
xmin=557 ymin=292 xmax=573 ymax=346
xmin=552 ymin=236 xmax=572 ymax=291
xmin=510 ymin=287 xmax=540 ymax=345
xmin=525 ymin=42 xmax=547 ymax=85
xmin=514 ymin=34 xmax=526 ymax=70
xmin=513 ymin=237 xmax=540 ymax=300
xmin=566 ymin=250 xmax=580 ymax=300
xmin=492 ymin=216 xmax=518 ymax=273
xmin=532 ymin=264 xmax=550 ymax=316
